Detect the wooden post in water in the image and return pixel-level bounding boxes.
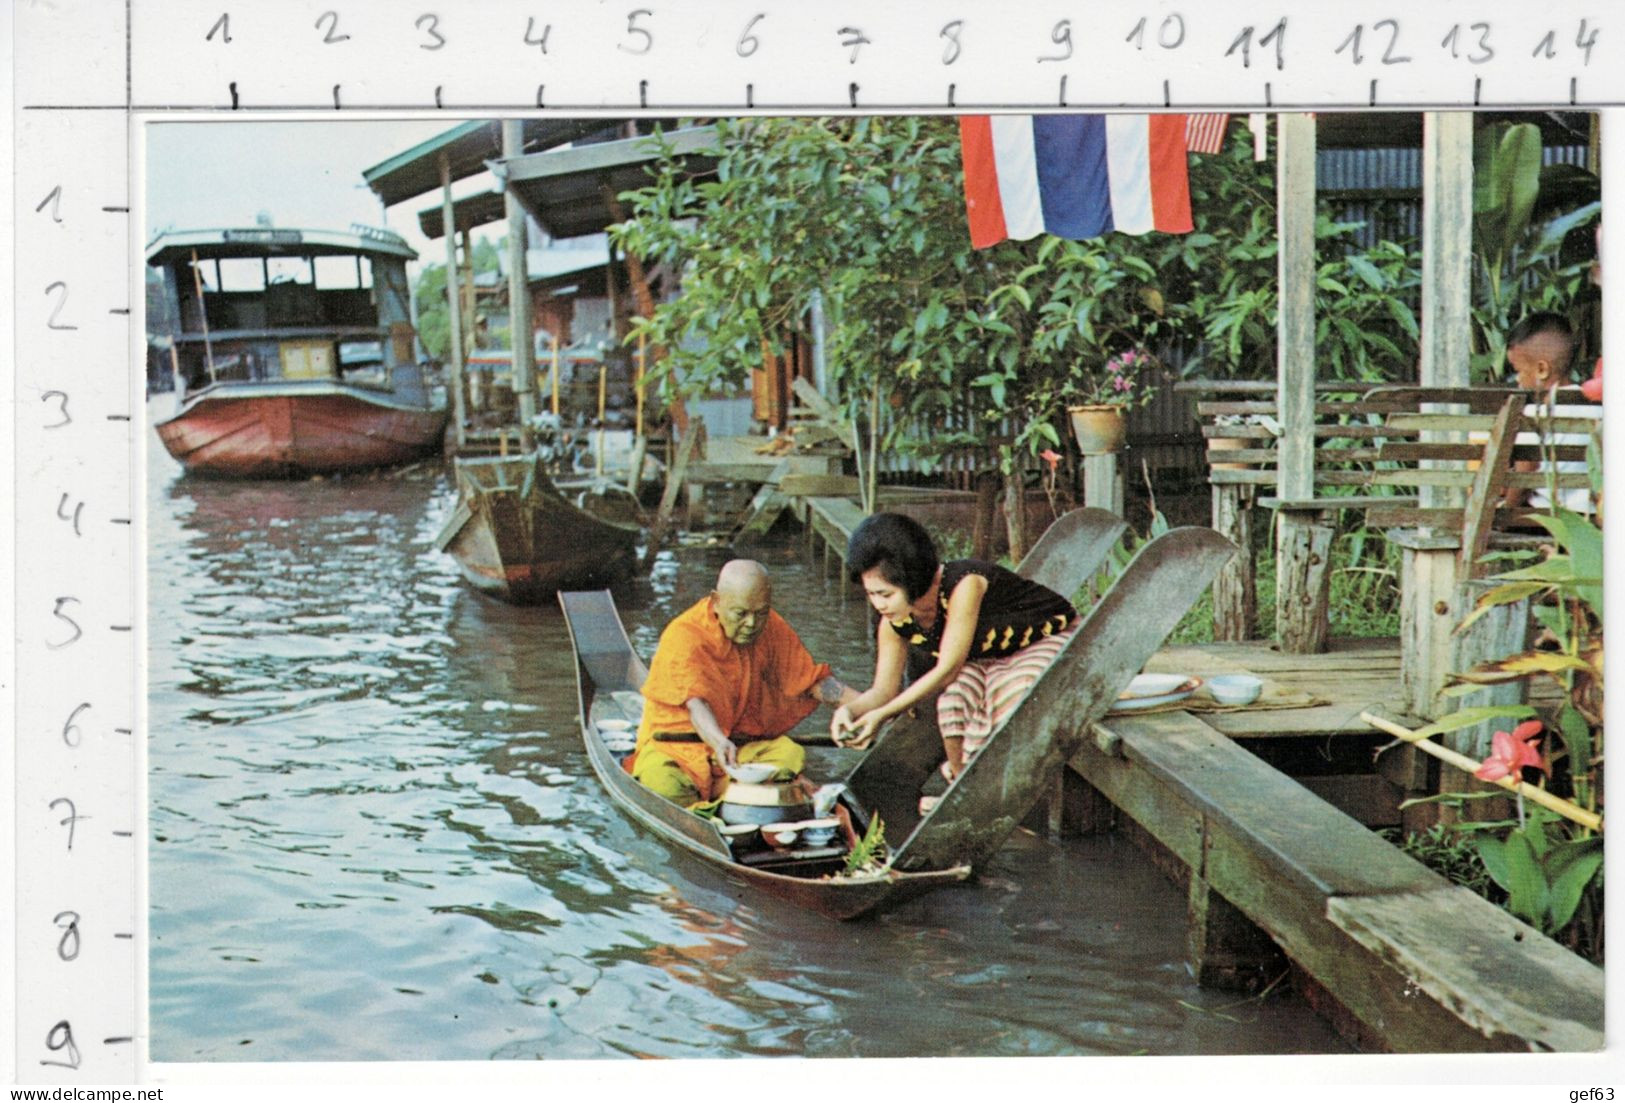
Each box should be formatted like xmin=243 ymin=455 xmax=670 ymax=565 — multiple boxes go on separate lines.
xmin=1272 ymin=113 xmax=1331 ymax=654
xmin=501 ymin=120 xmax=537 ymax=454
xmin=628 ymin=333 xmax=647 ymax=493
xmin=437 ymin=152 xmax=468 ymax=448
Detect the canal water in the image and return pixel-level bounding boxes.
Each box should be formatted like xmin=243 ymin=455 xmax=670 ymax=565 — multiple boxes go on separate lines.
xmin=146 ymin=425 xmax=1348 ymax=1063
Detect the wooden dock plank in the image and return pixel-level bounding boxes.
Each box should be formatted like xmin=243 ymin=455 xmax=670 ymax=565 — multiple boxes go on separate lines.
xmin=1328 ymin=890 xmax=1603 ymax=1052
xmin=1070 ymin=709 xmax=1602 ymax=1051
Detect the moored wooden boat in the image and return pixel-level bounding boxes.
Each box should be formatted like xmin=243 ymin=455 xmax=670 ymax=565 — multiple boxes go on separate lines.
xmin=148 ymin=226 xmax=447 ymax=478
xmin=558 ymin=516 xmax=1234 ymax=920
xmin=157 ymin=380 xmax=448 ymax=478
xmin=439 ymin=454 xmax=640 ymax=602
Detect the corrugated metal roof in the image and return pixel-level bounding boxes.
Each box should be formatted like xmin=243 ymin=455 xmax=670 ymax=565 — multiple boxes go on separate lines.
xmin=417 ymin=125 xmax=720 ymax=241
xmin=361 ymin=119 xmax=621 ymax=208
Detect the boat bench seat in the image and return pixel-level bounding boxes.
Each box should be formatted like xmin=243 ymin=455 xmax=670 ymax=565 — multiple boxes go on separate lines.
xmin=1073 ymin=709 xmax=1603 ymax=1052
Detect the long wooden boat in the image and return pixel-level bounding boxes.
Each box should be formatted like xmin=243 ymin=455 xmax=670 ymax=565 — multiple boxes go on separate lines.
xmin=148 ymin=226 xmax=447 ymax=477
xmin=438 ymin=454 xmax=640 ymax=602
xmin=559 ymin=589 xmax=972 ymax=920
xmin=558 ymin=515 xmax=1237 ymax=920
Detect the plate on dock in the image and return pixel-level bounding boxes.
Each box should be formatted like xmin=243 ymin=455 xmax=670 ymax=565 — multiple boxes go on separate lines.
xmin=1113 ymin=674 xmax=1202 ymax=712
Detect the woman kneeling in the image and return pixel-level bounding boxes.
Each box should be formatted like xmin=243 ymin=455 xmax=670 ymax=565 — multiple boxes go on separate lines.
xmin=831 ymin=513 xmax=1078 ymax=806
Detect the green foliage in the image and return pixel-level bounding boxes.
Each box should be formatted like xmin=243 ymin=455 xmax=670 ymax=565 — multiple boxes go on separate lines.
xmin=842 ymin=812 xmax=889 ymax=874
xmin=1469 ymin=121 xmax=1601 ymax=378
xmin=1472 ymin=809 xmax=1603 ymax=938
xmin=411 ymin=236 xmax=504 ymax=360
xmin=1382 ymin=825 xmax=1501 ymax=901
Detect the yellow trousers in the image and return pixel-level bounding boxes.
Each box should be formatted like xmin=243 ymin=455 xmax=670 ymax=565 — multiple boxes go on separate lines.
xmin=631 ymin=735 xmax=804 ymax=806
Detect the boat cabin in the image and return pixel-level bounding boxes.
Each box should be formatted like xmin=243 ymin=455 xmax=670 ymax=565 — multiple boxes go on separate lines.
xmin=146 ymin=226 xmax=422 ymax=400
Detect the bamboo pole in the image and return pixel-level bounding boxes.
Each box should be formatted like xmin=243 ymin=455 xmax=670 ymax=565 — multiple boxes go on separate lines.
xmin=595 ymin=362 xmax=608 ymax=478
xmin=1360 ymin=711 xmax=1602 ymax=832
xmin=188 ymin=250 xmax=218 ymax=383
xmin=550 ymin=335 xmax=560 ymax=417
xmin=635 ymin=332 xmax=646 ymax=437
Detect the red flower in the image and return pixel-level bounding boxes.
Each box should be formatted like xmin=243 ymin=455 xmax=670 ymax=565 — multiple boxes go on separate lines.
xmin=1580 ymin=358 xmax=1603 ymax=403
xmin=1474 ymin=720 xmax=1546 ymax=781
xmin=1039 ymin=449 xmax=1062 ymax=471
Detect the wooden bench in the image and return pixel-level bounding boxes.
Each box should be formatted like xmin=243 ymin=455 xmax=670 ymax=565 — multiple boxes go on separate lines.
xmin=1182 ymin=381 xmax=1596 ymax=701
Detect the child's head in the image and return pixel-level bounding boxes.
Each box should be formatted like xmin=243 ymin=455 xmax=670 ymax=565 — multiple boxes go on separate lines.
xmin=1506 ymin=313 xmax=1576 ymax=390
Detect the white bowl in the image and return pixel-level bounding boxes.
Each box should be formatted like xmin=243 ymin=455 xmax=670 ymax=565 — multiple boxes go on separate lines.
xmin=1209 ymin=674 xmax=1263 ymax=706
xmin=797 ymin=817 xmax=839 ymax=846
xmin=596 ymin=718 xmax=633 ymax=732
xmin=725 ymin=762 xmax=779 ymax=785
xmin=760 ymin=822 xmax=800 ymax=848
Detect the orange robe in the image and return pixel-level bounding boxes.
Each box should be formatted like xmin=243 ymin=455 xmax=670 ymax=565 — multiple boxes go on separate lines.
xmin=635 ymin=596 xmax=831 ymax=800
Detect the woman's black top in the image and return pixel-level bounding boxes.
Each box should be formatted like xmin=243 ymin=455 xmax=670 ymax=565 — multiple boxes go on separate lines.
xmin=887 ymin=559 xmax=1076 ymax=678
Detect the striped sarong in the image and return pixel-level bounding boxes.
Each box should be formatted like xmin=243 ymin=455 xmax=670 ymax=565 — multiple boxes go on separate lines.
xmin=936 ymin=622 xmax=1078 ymax=757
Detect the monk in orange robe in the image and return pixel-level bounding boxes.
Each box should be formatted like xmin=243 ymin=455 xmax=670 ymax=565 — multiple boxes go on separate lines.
xmin=632 ymin=559 xmax=856 ymax=805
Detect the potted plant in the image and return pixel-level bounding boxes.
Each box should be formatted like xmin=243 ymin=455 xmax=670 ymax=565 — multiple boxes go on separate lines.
xmin=1066 ymin=348 xmax=1159 ymax=455
xmin=1208 ymin=412 xmax=1280 ymax=470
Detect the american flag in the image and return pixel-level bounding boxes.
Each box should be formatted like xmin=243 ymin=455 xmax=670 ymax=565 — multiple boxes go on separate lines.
xmin=1184 ymin=113 xmax=1231 ymax=155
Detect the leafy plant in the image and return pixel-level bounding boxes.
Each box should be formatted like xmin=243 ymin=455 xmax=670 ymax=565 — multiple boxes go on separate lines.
xmin=1470 ymin=808 xmax=1603 ymax=938
xmin=842 ymin=812 xmax=889 ymax=875
xmin=1469 ymin=120 xmax=1601 ymax=379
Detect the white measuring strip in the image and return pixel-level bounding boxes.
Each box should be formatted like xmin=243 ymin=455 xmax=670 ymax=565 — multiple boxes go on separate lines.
xmin=8 ymin=0 xmax=1620 ymax=1092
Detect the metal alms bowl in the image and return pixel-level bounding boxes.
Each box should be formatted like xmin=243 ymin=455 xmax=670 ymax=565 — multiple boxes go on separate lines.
xmin=717 ymin=780 xmax=812 ymax=826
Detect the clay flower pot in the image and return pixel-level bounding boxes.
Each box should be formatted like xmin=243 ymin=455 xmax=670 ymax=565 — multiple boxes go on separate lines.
xmin=1067 ymin=404 xmax=1127 ymax=456
xmin=1207 ymin=435 xmax=1251 ymax=471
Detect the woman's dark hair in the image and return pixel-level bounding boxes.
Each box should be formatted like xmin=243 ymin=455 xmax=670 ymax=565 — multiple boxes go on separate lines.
xmin=846 ymin=512 xmax=939 ymax=601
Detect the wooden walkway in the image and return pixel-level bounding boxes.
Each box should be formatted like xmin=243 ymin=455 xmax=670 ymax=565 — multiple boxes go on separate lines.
xmin=1065 ymin=639 xmax=1601 ymax=1054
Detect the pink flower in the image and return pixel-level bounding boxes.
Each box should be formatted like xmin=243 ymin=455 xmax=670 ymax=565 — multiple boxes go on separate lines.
xmin=1113 ymin=375 xmax=1131 ymax=392
xmin=1039 ymin=449 xmax=1062 ymax=471
xmin=1580 ymin=358 xmax=1603 ymax=403
xmin=1474 ymin=720 xmax=1546 ymax=781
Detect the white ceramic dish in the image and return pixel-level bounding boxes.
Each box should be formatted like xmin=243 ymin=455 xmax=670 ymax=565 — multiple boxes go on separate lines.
xmin=596 ymin=717 xmax=633 ymax=732
xmin=760 ymin=823 xmax=800 ymax=848
xmin=797 ymin=817 xmax=839 ymax=846
xmin=1112 ymin=673 xmax=1202 ymax=712
xmin=1208 ymin=674 xmax=1263 ymax=706
xmin=725 ymin=762 xmax=779 ymax=785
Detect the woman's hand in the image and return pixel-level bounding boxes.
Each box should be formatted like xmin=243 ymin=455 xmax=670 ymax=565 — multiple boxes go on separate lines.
xmin=829 ymin=704 xmax=855 ymax=743
xmin=840 ymin=710 xmax=886 ymax=750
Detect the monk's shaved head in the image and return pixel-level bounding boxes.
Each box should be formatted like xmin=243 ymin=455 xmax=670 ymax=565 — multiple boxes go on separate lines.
xmin=713 ymin=560 xmax=772 ymax=646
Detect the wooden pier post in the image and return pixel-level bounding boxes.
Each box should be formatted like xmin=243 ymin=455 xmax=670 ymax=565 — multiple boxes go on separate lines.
xmin=1210 ymin=484 xmax=1256 ymax=641
xmin=1272 ymin=113 xmax=1329 ymax=654
xmin=501 ymin=121 xmax=537 ymax=454
xmin=437 ymin=152 xmax=468 ymax=448
xmin=1082 ymin=454 xmax=1123 ymax=517
xmin=1187 ymin=874 xmax=1287 ymax=993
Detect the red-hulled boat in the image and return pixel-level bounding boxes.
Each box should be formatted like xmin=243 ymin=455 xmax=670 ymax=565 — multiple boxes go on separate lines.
xmin=148 ymin=226 xmax=448 ymax=478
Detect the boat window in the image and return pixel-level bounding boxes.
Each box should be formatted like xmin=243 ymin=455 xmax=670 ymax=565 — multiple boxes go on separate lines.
xmin=217 ymin=258 xmax=266 ymax=292
xmin=189 ymin=258 xmax=219 ymax=292
xmin=314 ymin=255 xmax=361 ymax=290
xmin=357 ymin=256 xmax=374 ymax=289
xmin=267 ymin=257 xmax=313 ymax=285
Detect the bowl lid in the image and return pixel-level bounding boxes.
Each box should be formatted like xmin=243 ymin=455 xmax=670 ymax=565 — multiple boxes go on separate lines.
xmin=721 ymin=780 xmax=808 ymax=807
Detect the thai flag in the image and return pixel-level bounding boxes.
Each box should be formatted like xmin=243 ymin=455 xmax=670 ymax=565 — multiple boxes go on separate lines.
xmin=960 ymin=114 xmax=1193 ymax=250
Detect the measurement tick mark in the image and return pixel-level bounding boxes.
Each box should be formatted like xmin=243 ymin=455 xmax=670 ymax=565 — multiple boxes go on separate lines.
xmin=111 ymin=517 xmax=131 ymax=525
xmin=107 ymin=413 xmax=131 ymax=421
xmin=111 ymin=624 xmax=132 ymax=633
xmin=113 ymin=830 xmax=134 ymax=837
xmin=104 ymin=1037 xmax=133 ymax=1045
xmin=110 ymin=308 xmax=130 ymax=315
xmin=115 ymin=932 xmax=134 ymax=940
